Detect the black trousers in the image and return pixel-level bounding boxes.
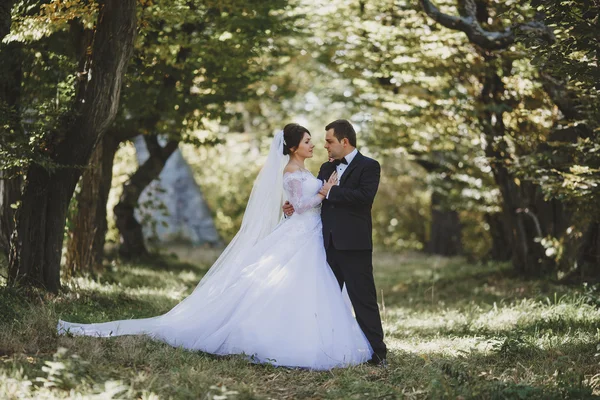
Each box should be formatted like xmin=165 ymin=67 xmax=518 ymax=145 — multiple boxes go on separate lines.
xmin=326 ymin=240 xmax=387 ymax=360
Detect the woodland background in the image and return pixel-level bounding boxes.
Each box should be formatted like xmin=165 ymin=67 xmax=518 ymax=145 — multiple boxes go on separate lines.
xmin=0 ymin=0 xmax=599 ymax=398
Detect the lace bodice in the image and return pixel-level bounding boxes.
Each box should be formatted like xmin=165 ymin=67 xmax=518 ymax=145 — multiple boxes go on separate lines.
xmin=283 ymin=169 xmax=323 ymax=215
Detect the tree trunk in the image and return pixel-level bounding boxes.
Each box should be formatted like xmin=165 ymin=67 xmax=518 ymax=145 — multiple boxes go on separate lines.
xmin=8 ymin=0 xmax=137 ymax=292
xmin=577 ymin=222 xmax=600 ymax=275
xmin=0 ymin=172 xmax=21 ymax=257
xmin=413 ymin=158 xmax=463 ymax=256
xmin=114 ymin=135 xmax=179 ymax=259
xmin=0 ymin=40 xmax=23 ymax=257
xmin=0 ymin=0 xmax=15 ymax=42
xmin=419 ymin=0 xmax=579 ymax=275
xmin=427 ymin=191 xmax=462 ymax=256
xmin=485 ymin=213 xmax=512 ymax=261
xmin=525 ymin=181 xmax=572 ymax=238
xmin=64 ymin=134 xmax=120 ymax=277
xmin=478 ymin=65 xmax=548 ymax=275
xmin=537 ymin=73 xmax=598 ymax=278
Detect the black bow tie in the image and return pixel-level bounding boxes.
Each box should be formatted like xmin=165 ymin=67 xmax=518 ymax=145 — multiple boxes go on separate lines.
xmin=333 ymin=158 xmax=348 ymax=166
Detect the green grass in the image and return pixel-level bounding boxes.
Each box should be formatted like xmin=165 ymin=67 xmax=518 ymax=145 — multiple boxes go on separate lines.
xmin=1 ymin=249 xmax=599 ymax=399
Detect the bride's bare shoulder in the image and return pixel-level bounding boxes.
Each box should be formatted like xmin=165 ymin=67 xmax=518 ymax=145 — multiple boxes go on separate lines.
xmin=283 ymin=164 xmax=301 ymax=175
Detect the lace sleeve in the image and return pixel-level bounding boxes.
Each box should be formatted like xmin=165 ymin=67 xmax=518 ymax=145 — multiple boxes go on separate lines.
xmin=283 ymin=173 xmax=323 ymax=214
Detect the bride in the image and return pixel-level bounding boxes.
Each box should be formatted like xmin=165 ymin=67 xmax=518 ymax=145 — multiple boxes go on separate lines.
xmin=58 ymin=123 xmax=373 ymax=370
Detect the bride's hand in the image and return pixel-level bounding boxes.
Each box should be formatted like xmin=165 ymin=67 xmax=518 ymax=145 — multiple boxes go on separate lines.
xmin=328 ymin=171 xmax=338 ymax=185
xmin=319 ymin=172 xmax=338 ymax=198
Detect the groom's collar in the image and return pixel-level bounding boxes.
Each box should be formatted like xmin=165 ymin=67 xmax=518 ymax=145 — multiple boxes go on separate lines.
xmin=343 ymin=148 xmax=359 ymax=166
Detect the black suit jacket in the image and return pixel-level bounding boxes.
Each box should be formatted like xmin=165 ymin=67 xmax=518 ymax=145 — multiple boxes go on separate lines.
xmin=317 ymin=151 xmax=380 ymax=250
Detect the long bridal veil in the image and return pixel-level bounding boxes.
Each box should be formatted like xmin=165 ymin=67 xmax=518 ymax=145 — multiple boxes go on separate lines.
xmin=58 ymin=131 xmax=289 ymax=336
xmin=190 ymin=130 xmax=288 ymax=295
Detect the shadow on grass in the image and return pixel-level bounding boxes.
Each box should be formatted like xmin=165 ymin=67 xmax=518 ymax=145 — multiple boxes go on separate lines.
xmin=385 ymin=340 xmax=598 ymax=399
xmin=95 ymin=253 xmax=212 ymax=292
xmin=103 ymin=247 xmax=216 ymax=275
xmin=54 ymin=289 xmax=179 ymax=323
xmin=379 ymin=267 xmax=513 ymax=309
xmin=2 ymin=251 xmax=599 ymax=399
xmin=142 ymin=253 xmax=211 ymax=274
xmin=377 ymin=257 xmax=574 ymax=311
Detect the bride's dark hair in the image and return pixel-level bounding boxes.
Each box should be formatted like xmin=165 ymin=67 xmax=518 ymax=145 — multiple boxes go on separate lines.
xmin=283 ymin=123 xmax=310 ymax=155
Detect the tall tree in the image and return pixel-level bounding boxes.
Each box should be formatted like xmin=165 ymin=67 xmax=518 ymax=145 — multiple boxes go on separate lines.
xmin=418 ymin=0 xmax=600 ymax=277
xmin=65 ymin=0 xmax=291 ymax=265
xmin=1 ymin=0 xmax=14 ymax=255
xmin=0 ymin=34 xmax=23 ymax=257
xmin=0 ymin=0 xmax=15 ymax=41
xmin=517 ymin=0 xmax=600 ymax=275
xmin=64 ymin=133 xmax=122 ymax=277
xmin=114 ymin=136 xmax=179 ymax=258
xmin=307 ymin=0 xmax=505 ymax=256
xmin=0 ymin=0 xmax=29 ymax=258
xmin=0 ymin=44 xmax=22 ymax=257
xmin=417 ymin=0 xmax=582 ymax=274
xmin=7 ymin=0 xmax=137 ymax=292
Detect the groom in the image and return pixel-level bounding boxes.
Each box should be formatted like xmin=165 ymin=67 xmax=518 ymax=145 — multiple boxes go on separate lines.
xmin=284 ymin=119 xmax=387 ymax=366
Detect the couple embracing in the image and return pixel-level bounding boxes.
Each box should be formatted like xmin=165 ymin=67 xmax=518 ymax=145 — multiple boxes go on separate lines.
xmin=58 ymin=119 xmax=387 ymax=370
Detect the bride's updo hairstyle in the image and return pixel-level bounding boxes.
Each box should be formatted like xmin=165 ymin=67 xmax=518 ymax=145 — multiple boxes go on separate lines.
xmin=282 ymin=123 xmax=310 ymax=156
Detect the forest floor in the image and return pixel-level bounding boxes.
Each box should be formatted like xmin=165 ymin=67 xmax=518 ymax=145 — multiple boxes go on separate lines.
xmin=1 ymin=249 xmax=599 ymax=399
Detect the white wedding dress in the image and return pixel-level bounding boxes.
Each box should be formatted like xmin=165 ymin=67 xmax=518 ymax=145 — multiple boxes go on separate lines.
xmin=58 ymin=132 xmax=372 ymax=370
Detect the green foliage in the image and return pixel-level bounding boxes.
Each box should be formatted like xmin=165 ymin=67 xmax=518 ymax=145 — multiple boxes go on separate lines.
xmin=3 ymin=0 xmax=598 ymax=279
xmin=525 ymin=0 xmax=599 ymax=106
xmin=282 ymin=0 xmax=554 ymax=255
xmin=0 ymin=38 xmax=77 ymax=173
xmin=515 ymin=0 xmax=600 ymax=215
xmin=6 ymin=0 xmax=98 ymax=43
xmin=1 ymin=1 xmax=90 ymax=173
xmin=115 ymin=0 xmax=292 ymax=143
xmin=2 ymin=0 xmax=293 ymax=172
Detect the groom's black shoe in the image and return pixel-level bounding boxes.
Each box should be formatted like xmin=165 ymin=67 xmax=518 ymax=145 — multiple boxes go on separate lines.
xmin=367 ymin=354 xmax=388 ymax=368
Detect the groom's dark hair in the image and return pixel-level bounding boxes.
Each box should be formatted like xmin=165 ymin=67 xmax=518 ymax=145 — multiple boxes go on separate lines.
xmin=325 ymin=119 xmax=357 ymax=147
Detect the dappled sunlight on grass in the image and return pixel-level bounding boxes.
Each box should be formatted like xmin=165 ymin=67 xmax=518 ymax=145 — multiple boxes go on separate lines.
xmin=158 ymin=245 xmax=225 ymax=270
xmin=1 ymin=250 xmax=600 ymax=398
xmin=112 ymin=264 xmax=198 ymax=284
xmin=64 ymin=276 xmax=189 ymax=300
xmin=1 ymin=348 xmax=157 ymax=399
xmin=384 ymin=296 xmax=600 ymax=339
xmin=389 ymin=335 xmax=493 ymax=357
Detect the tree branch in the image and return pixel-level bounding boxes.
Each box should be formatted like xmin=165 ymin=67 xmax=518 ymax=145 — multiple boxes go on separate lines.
xmin=419 ymin=0 xmax=555 ymax=50
xmin=457 ymin=0 xmax=477 ymax=18
xmin=142 ymin=135 xmax=179 ymax=161
xmin=0 ymin=0 xmax=15 ymax=42
xmin=539 ymin=72 xmax=582 ymax=120
xmin=162 ymin=140 xmax=179 ymax=158
xmin=143 ymin=134 xmax=162 ymax=158
xmin=419 ymin=0 xmax=469 ymax=33
xmin=414 ymin=158 xmax=446 ymax=173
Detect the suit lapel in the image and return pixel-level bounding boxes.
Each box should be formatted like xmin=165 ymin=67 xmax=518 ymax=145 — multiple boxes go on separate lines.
xmin=340 ymin=151 xmax=364 ymax=186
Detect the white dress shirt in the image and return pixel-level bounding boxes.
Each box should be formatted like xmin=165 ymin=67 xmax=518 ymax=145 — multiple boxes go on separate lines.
xmin=326 ymin=148 xmax=358 ymax=199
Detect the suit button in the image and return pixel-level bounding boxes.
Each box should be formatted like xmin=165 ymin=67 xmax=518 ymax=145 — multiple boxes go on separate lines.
xmin=331 ymin=205 xmax=335 ymax=208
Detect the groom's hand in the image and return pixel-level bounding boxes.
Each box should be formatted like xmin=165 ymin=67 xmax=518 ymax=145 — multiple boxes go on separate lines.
xmin=283 ymin=201 xmax=295 ymax=216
